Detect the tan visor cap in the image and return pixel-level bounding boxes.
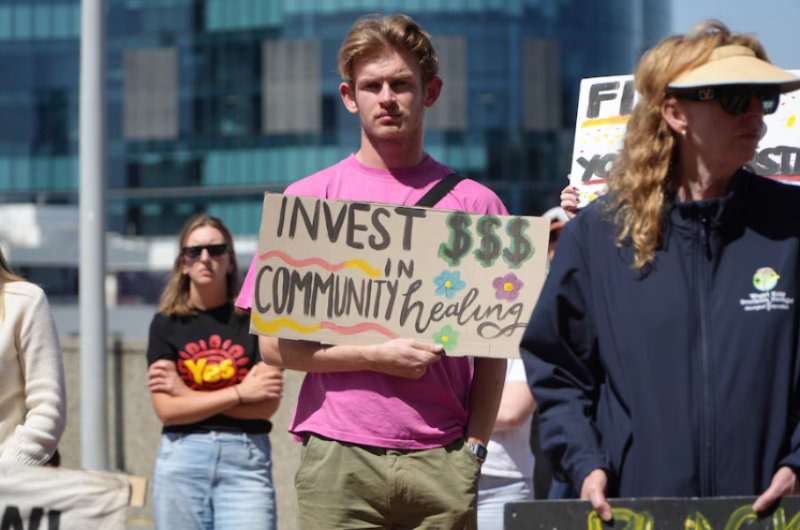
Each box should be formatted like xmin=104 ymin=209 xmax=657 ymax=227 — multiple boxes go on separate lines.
xmin=668 ymin=45 xmax=800 ymax=93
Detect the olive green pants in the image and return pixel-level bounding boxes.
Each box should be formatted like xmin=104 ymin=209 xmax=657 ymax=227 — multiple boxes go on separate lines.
xmin=295 ymin=434 xmax=480 ymax=530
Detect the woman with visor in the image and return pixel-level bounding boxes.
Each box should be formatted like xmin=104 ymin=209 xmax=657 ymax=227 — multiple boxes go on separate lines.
xmin=521 ymin=21 xmax=800 ymax=518
xmin=146 ymin=214 xmax=282 ymax=530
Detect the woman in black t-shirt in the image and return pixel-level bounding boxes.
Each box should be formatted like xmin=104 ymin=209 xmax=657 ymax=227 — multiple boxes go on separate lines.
xmin=146 ymin=215 xmax=282 ymax=530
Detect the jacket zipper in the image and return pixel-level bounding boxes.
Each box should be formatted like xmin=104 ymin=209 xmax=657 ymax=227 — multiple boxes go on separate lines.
xmin=697 ymin=215 xmax=715 ymax=496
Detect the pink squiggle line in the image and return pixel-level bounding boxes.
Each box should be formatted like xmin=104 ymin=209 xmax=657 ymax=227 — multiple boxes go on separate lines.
xmin=320 ymin=321 xmax=399 ymax=339
xmin=260 ymin=250 xmax=345 ymax=271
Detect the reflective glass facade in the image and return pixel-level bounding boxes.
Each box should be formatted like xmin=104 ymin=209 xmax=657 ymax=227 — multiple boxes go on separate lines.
xmin=0 ymin=0 xmax=671 ymax=236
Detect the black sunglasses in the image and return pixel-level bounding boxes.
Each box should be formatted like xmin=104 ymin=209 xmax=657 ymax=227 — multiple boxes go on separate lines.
xmin=182 ymin=243 xmax=229 ymax=259
xmin=670 ymin=85 xmax=781 ymax=116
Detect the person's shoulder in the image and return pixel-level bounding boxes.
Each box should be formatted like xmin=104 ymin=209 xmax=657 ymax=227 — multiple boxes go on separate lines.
xmin=3 ymin=280 xmax=43 ymax=297
xmin=555 ymin=195 xmax=617 ymax=261
xmin=567 ymin=194 xmax=613 ymax=233
xmin=742 ymin=169 xmax=800 ymax=198
xmin=450 ymin=178 xmax=507 ymax=215
xmin=284 ymin=158 xmax=350 ymax=198
xmin=1 ymin=282 xmax=52 ymax=330
xmin=3 ymin=280 xmax=48 ymax=307
xmin=149 ymin=311 xmax=178 ymax=333
xmin=220 ymin=303 xmax=250 ymax=325
xmin=737 ymin=170 xmax=800 ymax=232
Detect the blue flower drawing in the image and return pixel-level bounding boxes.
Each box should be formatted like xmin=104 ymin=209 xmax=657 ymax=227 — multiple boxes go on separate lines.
xmin=434 ymin=270 xmax=467 ymax=300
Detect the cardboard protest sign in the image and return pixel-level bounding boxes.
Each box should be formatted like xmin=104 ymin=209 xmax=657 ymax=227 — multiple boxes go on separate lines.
xmin=0 ymin=466 xmax=145 ymax=529
xmin=570 ymin=71 xmax=800 ymax=207
xmin=249 ymin=194 xmax=550 ymax=358
xmin=506 ymin=496 xmax=800 ymax=529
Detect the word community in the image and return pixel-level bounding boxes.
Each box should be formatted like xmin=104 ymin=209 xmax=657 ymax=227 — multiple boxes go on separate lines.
xmin=254 ymin=260 xmax=525 ymax=338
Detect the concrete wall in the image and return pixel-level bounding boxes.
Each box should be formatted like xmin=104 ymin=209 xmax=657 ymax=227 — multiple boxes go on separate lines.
xmin=58 ymin=337 xmax=303 ymax=530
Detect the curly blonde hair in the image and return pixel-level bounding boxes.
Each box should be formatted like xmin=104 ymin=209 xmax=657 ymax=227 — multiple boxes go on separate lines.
xmin=338 ymin=13 xmax=439 ymax=88
xmin=606 ymin=21 xmax=768 ymax=269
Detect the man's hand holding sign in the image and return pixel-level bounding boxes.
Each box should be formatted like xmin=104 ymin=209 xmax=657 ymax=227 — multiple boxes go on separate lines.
xmin=260 ymin=337 xmax=445 ymax=379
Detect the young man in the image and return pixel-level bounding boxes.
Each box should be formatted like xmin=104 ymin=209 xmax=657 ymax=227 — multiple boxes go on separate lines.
xmin=237 ymin=14 xmax=507 ymax=529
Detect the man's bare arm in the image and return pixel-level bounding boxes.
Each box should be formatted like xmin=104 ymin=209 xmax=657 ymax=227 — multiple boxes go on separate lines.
xmin=465 ymin=358 xmax=507 ymax=446
xmin=259 ymin=336 xmax=446 ymax=379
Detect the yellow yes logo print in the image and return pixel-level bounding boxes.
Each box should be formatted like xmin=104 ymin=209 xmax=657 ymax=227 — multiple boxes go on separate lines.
xmin=177 ymin=335 xmax=249 ymax=390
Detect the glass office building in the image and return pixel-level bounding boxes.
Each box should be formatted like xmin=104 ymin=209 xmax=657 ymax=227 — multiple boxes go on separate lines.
xmin=0 ymin=0 xmax=670 ymax=302
xmin=0 ymin=0 xmax=671 ymax=235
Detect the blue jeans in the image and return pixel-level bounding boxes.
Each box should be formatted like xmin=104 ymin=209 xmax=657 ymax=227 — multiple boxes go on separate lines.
xmin=152 ymin=432 xmax=276 ymax=530
xmin=477 ymin=475 xmax=533 ymax=530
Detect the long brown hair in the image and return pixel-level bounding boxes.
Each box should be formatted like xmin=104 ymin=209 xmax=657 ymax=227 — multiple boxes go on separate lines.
xmin=0 ymin=247 xmax=26 ymax=320
xmin=605 ymin=21 xmax=767 ymax=269
xmin=157 ymin=215 xmax=241 ymax=317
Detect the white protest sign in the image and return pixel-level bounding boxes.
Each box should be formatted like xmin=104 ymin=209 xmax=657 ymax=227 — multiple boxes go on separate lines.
xmin=0 ymin=466 xmax=145 ymax=529
xmin=570 ymin=72 xmax=800 ymax=206
xmin=250 ymin=194 xmax=550 ymax=359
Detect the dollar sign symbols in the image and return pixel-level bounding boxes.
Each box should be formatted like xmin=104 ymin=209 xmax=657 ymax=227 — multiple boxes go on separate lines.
xmin=438 ymin=212 xmax=473 ymax=267
xmin=473 ymin=215 xmax=502 ymax=268
xmin=503 ymin=217 xmax=534 ymax=269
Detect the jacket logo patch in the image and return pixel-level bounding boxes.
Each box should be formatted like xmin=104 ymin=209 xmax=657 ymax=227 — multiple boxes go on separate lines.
xmin=740 ymin=267 xmax=794 ymax=312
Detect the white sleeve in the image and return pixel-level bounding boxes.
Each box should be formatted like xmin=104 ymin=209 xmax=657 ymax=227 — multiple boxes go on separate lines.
xmin=506 ymin=358 xmax=528 ymax=383
xmin=0 ymin=285 xmax=66 ymax=466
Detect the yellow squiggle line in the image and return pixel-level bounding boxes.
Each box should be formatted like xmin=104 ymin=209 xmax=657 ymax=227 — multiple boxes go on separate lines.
xmin=789 ymin=114 xmax=796 ymax=128
xmin=252 ymin=314 xmax=321 ymax=335
xmin=588 ymin=508 xmax=653 ymax=530
xmin=581 ymin=115 xmax=631 ymax=128
xmin=342 ymin=259 xmax=383 ymax=278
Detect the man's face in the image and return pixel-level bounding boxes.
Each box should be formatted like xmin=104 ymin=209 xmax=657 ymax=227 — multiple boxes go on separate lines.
xmin=341 ymin=49 xmax=439 ymax=141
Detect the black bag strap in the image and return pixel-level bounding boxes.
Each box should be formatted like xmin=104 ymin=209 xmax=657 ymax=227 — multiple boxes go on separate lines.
xmin=414 ymin=173 xmax=466 ymax=208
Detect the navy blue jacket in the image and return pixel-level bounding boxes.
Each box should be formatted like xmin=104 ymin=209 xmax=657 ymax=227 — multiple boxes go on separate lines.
xmin=521 ymin=170 xmax=800 ymax=498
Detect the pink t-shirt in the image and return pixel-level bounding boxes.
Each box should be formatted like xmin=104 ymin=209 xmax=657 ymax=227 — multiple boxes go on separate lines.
xmin=236 ymin=154 xmax=508 ymax=449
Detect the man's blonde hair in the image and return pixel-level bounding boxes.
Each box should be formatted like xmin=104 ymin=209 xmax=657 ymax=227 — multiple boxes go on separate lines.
xmin=338 ymin=13 xmax=439 ymax=88
xmin=605 ymin=21 xmax=768 ymax=269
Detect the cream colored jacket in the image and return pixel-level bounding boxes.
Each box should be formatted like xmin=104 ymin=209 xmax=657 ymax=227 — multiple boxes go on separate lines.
xmin=0 ymin=281 xmax=66 ymax=465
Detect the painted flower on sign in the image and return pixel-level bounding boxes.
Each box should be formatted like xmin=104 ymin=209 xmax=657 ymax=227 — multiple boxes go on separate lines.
xmin=493 ymin=273 xmax=524 ymax=302
xmin=433 ymin=270 xmax=467 ymax=300
xmin=432 ymin=325 xmax=460 ymax=351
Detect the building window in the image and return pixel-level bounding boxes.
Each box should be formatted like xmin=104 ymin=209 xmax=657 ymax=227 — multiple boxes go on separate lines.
xmin=123 ymin=47 xmax=178 ymax=141
xmin=262 ymin=39 xmax=321 ymax=135
xmin=427 ymin=35 xmax=467 ymax=131
xmin=522 ymin=39 xmax=561 ymax=132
